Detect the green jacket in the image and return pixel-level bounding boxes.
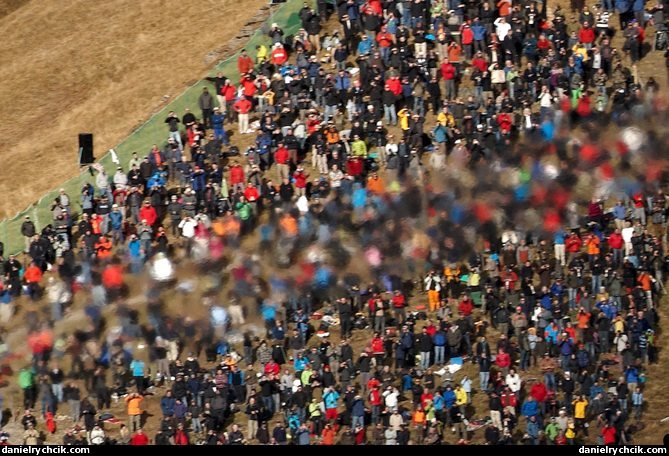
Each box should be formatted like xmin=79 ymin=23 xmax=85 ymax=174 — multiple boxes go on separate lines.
xmin=351 ymin=140 xmax=367 ymax=157
xmin=236 ymin=202 xmax=252 ymax=221
xmin=18 ymin=369 xmax=34 ymax=389
xmin=545 ymin=422 xmax=559 ymax=442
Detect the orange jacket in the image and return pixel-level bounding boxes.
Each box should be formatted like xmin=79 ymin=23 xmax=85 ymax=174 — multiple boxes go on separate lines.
xmin=96 ymin=238 xmax=113 ymax=259
xmin=91 ymin=217 xmax=102 ymax=235
xmin=279 ymin=215 xmax=298 ymax=237
xmin=412 ymin=410 xmax=426 ymax=426
xmin=638 ymin=273 xmax=652 ymax=292
xmin=585 ymin=235 xmax=600 ymax=255
xmin=24 ymin=266 xmax=42 ymax=284
xmin=367 ymin=176 xmax=386 ymax=194
xmin=126 ymin=395 xmax=143 ymax=416
xmin=321 ymin=427 xmax=336 ymax=445
xmin=102 ymin=264 xmax=124 ymax=289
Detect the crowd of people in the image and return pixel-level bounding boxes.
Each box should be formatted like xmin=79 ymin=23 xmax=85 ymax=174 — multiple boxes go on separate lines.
xmin=2 ymin=0 xmax=669 ymax=446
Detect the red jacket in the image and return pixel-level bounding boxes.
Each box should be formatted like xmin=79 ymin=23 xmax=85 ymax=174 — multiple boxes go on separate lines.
xmin=131 ymin=433 xmax=150 ymax=445
xmin=530 ymin=382 xmax=548 ymax=403
xmin=102 ymin=264 xmax=124 ymax=289
xmin=293 ymin=171 xmax=308 ymax=188
xmin=608 ymin=232 xmax=624 ymax=249
xmin=471 ymin=57 xmax=488 ymax=73
xmin=274 ymin=146 xmax=290 ymax=164
xmin=371 ymin=337 xmax=384 ymax=354
xmin=264 ymin=361 xmax=280 ymax=376
xmin=420 ymin=392 xmax=434 ymax=408
xmin=237 ymin=55 xmax=254 ymax=75
xmin=347 ymin=157 xmax=363 ymax=176
xmin=229 ymin=165 xmax=245 ymax=184
xmin=440 ymin=62 xmax=456 ymax=81
xmin=174 ymin=430 xmax=189 ymax=445
xmin=458 ymin=299 xmax=474 ymax=316
xmin=233 ymin=98 xmax=253 ymax=114
xmin=271 ymin=48 xmax=288 ymax=65
xmin=241 ymin=77 xmax=257 ymax=98
xmin=496 ymin=351 xmax=511 ymax=368
xmin=369 ymin=388 xmax=383 ymax=406
xmin=566 ymin=234 xmax=582 ymax=253
xmin=461 ymin=26 xmax=474 ymax=45
xmin=386 ymin=77 xmax=402 ymax=96
xmin=221 ymin=84 xmax=237 ymax=101
xmin=139 ymin=205 xmax=157 ymax=227
xmin=392 ymin=294 xmax=406 ymax=308
xmin=244 ymin=186 xmax=260 ymax=202
xmin=602 ymin=426 xmax=617 ymax=445
xmin=376 ymin=32 xmax=393 ymax=48
xmin=497 ymin=112 xmax=513 ymax=133
xmin=500 ymin=391 xmax=517 ymax=407
xmin=578 ymin=27 xmax=595 ymax=44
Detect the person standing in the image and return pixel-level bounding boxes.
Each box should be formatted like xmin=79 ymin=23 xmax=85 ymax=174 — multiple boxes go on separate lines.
xmin=234 ymin=95 xmax=253 ymax=134
xmin=198 ymin=87 xmax=215 ymax=129
xmin=20 ymin=216 xmax=36 ymax=253
xmin=125 ymin=393 xmax=144 ymax=433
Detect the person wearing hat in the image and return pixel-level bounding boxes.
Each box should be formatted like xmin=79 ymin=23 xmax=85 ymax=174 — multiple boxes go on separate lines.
xmin=211 ymin=106 xmax=229 ymax=146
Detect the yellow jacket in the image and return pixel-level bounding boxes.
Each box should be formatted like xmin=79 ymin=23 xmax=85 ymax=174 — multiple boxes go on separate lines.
xmin=573 ymin=399 xmax=588 ymax=419
xmin=256 ymin=45 xmax=268 ymax=63
xmin=398 ymin=108 xmax=411 ymax=131
xmin=437 ymin=111 xmax=455 ymax=128
xmin=455 ymin=388 xmax=467 ymax=406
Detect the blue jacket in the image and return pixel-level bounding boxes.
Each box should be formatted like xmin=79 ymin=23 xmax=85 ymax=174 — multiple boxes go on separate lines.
xmin=613 ymin=204 xmax=627 ymax=220
xmin=443 ymin=389 xmax=456 ymax=408
xmin=334 ymin=75 xmax=351 ymax=91
xmin=128 ymin=239 xmax=142 ymax=259
xmin=554 ymin=230 xmax=566 ymax=245
xmin=527 ymin=420 xmax=540 ymax=438
xmin=351 ymin=398 xmax=365 ymax=417
xmin=559 ymin=340 xmax=573 ymax=356
xmin=109 ymin=211 xmax=123 ymax=230
xmin=161 ymin=396 xmax=176 ymax=416
xmin=130 ymin=360 xmax=145 ymax=377
xmin=191 ymin=170 xmax=206 ymax=191
xmin=625 ymin=367 xmax=639 ymax=384
xmin=433 ymin=394 xmax=445 ymax=411
xmin=307 ymin=62 xmax=321 ymax=79
xmin=590 ymin=384 xmax=604 ymax=400
xmin=433 ymin=330 xmax=447 ymax=347
xmin=294 ymin=356 xmax=308 ymax=372
xmin=615 ymin=0 xmax=632 ymax=12
xmin=212 ymin=113 xmax=226 ymax=129
xmin=323 ymin=390 xmax=340 ymax=409
xmin=471 ymin=22 xmax=486 ymax=40
xmin=357 ymin=37 xmax=373 ymax=55
xmin=433 ymin=124 xmax=448 ymax=143
xmin=521 ymin=399 xmax=539 ymax=417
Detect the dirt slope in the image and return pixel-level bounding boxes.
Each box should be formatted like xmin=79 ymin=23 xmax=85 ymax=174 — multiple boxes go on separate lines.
xmin=0 ymin=0 xmax=266 ymax=218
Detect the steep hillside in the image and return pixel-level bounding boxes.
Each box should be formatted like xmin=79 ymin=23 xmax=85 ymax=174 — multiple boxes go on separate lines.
xmin=0 ymin=0 xmax=266 ymax=217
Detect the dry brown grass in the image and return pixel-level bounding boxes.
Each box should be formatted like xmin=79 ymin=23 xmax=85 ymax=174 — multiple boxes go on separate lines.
xmin=0 ymin=0 xmax=267 ymax=218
